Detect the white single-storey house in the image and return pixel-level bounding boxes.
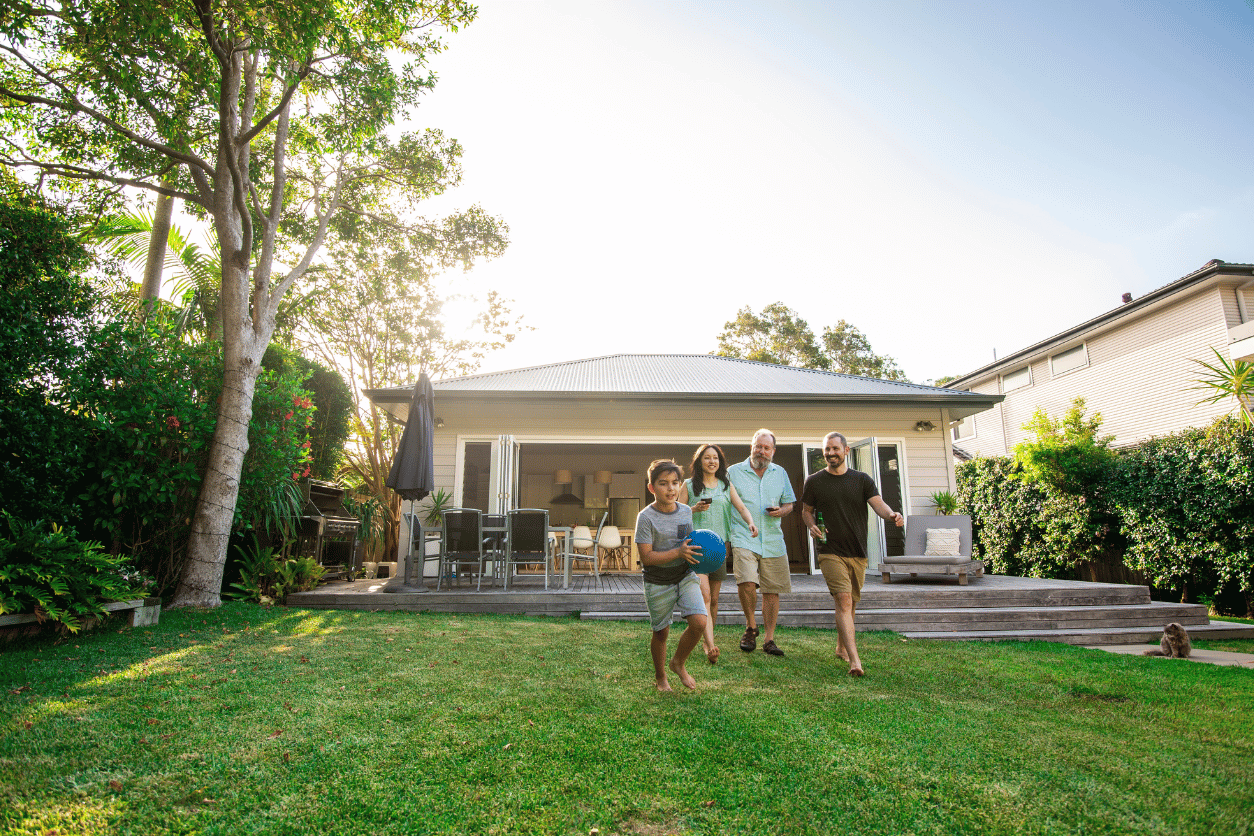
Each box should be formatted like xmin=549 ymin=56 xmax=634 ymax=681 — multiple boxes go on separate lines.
xmin=367 ymin=354 xmax=1002 ymax=575
xmin=947 ymin=259 xmax=1254 ymax=457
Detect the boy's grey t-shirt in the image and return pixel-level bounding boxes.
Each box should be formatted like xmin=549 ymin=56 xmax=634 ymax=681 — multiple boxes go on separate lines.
xmin=634 ymin=503 xmax=694 ymax=585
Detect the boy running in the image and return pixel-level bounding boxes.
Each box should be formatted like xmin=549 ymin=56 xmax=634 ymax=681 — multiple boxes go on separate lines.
xmin=635 ymin=459 xmax=707 ymax=692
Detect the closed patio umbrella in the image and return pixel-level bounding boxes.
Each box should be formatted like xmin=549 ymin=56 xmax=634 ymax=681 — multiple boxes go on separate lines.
xmin=385 ymin=373 xmax=435 ymax=591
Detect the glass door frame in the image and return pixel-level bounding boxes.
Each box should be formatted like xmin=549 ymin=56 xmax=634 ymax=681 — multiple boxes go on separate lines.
xmin=802 ymin=442 xmax=825 ymax=574
xmin=848 ymin=437 xmax=885 ymax=569
xmin=488 ymin=434 xmax=520 ymax=515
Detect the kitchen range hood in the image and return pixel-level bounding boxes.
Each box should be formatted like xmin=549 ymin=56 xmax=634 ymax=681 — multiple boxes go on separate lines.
xmin=550 ymin=469 xmax=582 ymax=505
xmin=549 ymin=489 xmax=584 ymax=505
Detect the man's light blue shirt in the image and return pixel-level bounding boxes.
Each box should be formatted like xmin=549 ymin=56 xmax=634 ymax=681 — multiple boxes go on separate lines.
xmin=727 ymin=458 xmax=796 ymax=558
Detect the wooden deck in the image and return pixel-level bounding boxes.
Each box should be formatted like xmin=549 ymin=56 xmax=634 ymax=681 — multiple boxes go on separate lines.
xmin=285 ymin=572 xmax=1254 ymax=645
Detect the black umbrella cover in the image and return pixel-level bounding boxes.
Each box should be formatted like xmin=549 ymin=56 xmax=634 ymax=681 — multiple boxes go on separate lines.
xmin=385 ymin=373 xmax=435 ymax=502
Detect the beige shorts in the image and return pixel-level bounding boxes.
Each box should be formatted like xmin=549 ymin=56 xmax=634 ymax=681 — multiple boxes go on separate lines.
xmin=819 ymin=554 xmax=868 ymax=604
xmin=732 ymin=547 xmax=792 ymax=594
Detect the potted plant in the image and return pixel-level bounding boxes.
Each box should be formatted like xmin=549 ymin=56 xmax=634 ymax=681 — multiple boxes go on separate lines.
xmin=928 ymin=490 xmax=959 ymax=515
xmin=418 ymin=488 xmax=454 ymax=557
xmin=420 ymin=488 xmax=454 ymax=529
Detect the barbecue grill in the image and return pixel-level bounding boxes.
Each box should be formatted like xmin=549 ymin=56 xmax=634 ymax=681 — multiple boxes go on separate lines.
xmin=297 ymin=479 xmax=362 ymax=578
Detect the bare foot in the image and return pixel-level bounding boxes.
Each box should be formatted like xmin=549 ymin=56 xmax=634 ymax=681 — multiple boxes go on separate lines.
xmin=836 ymin=650 xmax=850 ymax=663
xmin=655 ymin=677 xmax=674 ymax=693
xmin=706 ymin=645 xmax=720 ymax=665
xmin=848 ymin=666 xmax=865 ymax=678
xmin=668 ymin=658 xmax=697 ymax=689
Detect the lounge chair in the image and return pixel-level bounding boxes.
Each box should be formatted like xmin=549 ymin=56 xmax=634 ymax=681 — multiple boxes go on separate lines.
xmin=879 ymin=514 xmax=983 ymax=585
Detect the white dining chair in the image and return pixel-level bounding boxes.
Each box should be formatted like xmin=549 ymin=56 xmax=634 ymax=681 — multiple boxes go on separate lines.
xmin=566 ymin=524 xmax=599 ymax=577
xmin=597 ymin=524 xmax=627 ymax=571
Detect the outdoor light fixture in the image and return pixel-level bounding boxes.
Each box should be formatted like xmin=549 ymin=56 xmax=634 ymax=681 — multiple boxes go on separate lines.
xmin=914 ymin=420 xmax=936 ymax=432
xmin=435 ymin=417 xmax=444 ymax=429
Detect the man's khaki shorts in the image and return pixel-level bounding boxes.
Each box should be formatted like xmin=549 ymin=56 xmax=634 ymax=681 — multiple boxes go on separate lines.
xmin=819 ymin=554 xmax=868 ymax=604
xmin=732 ymin=547 xmax=792 ymax=594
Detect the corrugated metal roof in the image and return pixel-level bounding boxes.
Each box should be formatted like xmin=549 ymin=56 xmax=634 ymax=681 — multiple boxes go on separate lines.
xmin=369 ymin=354 xmax=997 ymax=402
xmin=437 ymin=353 xmax=946 ymax=395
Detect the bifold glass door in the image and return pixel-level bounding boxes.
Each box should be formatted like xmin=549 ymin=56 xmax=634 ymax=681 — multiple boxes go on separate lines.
xmin=848 ymin=437 xmax=885 ymax=570
xmin=803 ymin=444 xmax=825 ymax=574
xmin=488 ymin=434 xmax=520 ymax=515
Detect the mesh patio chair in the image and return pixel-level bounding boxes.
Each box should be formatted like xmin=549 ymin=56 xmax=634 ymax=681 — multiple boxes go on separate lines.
xmin=401 ymin=509 xmax=440 ymax=586
xmin=439 ymin=508 xmax=487 ymax=591
xmin=482 ymin=512 xmax=506 ymax=587
xmin=503 ymin=508 xmax=550 ymax=590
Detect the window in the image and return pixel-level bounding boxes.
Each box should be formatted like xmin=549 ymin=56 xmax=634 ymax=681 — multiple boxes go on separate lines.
xmin=952 ymin=416 xmax=974 ymax=441
xmin=1001 ymin=366 xmax=1031 ymax=393
xmin=1050 ymin=343 xmax=1088 ymax=376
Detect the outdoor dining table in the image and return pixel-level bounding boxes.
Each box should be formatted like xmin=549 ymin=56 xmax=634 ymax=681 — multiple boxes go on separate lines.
xmin=479 ymin=521 xmax=577 ymax=589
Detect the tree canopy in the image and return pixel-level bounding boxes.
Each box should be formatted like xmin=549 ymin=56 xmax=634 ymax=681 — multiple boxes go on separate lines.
xmin=296 ymin=229 xmax=517 ymax=561
xmin=715 ymin=302 xmax=908 ymax=381
xmin=0 ymin=0 xmax=502 ymax=606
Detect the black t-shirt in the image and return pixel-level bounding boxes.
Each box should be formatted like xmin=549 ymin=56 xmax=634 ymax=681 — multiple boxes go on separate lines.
xmin=800 ymin=469 xmax=879 ymax=559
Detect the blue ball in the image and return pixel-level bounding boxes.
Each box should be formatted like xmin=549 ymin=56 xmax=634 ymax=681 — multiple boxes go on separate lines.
xmin=687 ymin=528 xmax=726 ymax=575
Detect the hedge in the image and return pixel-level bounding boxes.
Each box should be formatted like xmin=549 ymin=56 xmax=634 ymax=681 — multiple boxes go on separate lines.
xmin=957 ymin=416 xmax=1254 ymax=615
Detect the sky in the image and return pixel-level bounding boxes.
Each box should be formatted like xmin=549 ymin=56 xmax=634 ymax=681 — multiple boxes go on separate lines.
xmin=399 ymin=1 xmax=1254 ymax=383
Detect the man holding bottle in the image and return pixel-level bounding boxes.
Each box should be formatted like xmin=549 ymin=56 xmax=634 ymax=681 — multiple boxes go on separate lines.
xmin=800 ymin=431 xmax=904 ymax=677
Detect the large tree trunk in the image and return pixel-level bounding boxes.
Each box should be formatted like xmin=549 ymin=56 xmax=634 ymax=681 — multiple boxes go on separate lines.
xmin=171 ymin=345 xmax=264 ymax=607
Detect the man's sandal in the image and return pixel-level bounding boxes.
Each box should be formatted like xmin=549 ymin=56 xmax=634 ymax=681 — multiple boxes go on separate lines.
xmin=739 ymin=627 xmax=758 ymax=652
xmin=762 ymin=640 xmax=784 ymax=657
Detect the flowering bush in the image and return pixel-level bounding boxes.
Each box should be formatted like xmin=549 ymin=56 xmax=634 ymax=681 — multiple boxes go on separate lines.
xmin=58 ymin=312 xmax=316 ymax=594
xmin=956 ymin=457 xmax=1108 ymax=578
xmin=1 ymin=195 xmax=324 ymax=597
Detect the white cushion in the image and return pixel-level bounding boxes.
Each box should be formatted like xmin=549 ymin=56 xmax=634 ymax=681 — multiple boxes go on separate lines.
xmin=924 ymin=528 xmax=961 ymax=556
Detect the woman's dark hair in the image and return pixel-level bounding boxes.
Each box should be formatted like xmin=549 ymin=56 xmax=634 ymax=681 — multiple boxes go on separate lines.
xmin=689 ymin=443 xmax=730 ymax=498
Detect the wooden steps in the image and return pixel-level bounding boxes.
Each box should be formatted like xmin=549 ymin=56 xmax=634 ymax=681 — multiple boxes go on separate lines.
xmin=285 ymin=573 xmax=1254 ymax=646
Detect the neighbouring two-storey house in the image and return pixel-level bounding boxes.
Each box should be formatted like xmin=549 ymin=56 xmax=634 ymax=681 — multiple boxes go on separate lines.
xmin=947 ymin=259 xmax=1254 ymax=456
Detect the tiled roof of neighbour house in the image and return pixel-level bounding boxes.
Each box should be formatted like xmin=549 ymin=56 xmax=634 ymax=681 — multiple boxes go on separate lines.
xmin=948 ymin=259 xmax=1254 ymax=388
xmin=365 ymin=354 xmax=1003 ymax=420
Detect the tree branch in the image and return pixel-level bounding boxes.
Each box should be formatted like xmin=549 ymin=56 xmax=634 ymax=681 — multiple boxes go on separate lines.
xmin=0 ymin=150 xmax=201 ymax=204
xmin=0 ymin=61 xmax=212 ymax=174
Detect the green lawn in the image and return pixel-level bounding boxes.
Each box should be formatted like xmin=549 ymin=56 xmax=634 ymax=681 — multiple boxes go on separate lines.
xmin=2 ymin=604 xmax=1252 ymax=836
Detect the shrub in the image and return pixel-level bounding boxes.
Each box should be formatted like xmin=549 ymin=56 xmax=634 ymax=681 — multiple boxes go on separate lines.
xmin=0 ymin=196 xmax=97 ymax=524
xmin=227 ymin=537 xmax=326 ymax=604
xmin=0 ymin=514 xmax=152 ymax=633
xmin=956 ymin=457 xmax=1106 ymax=577
xmin=262 ymin=345 xmax=353 ymax=481
xmin=65 ymin=316 xmax=315 ymax=593
xmin=1110 ymin=417 xmax=1254 ymax=609
xmin=1014 ymin=397 xmax=1117 ymax=494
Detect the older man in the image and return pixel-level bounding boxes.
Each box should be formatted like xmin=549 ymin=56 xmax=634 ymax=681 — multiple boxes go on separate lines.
xmin=727 ymin=428 xmax=795 ymax=657
xmin=800 ymin=431 xmax=904 ymax=677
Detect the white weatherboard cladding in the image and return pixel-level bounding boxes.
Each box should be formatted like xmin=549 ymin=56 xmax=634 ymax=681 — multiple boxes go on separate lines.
xmin=955 ymin=285 xmax=1239 ymax=456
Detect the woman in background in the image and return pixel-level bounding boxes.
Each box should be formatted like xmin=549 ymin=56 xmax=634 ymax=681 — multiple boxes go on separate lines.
xmin=679 ymin=443 xmax=757 ymax=664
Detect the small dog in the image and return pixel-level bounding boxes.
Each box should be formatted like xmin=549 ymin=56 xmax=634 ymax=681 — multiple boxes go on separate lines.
xmin=1143 ymin=623 xmax=1191 ymax=658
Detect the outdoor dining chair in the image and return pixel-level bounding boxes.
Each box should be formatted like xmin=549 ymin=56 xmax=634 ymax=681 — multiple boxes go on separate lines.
xmin=565 ymin=520 xmax=600 ymax=578
xmin=503 ymin=508 xmax=550 ymax=590
xmin=482 ymin=512 xmax=506 ymax=587
xmin=439 ymin=507 xmax=487 ymax=591
xmin=401 ymin=508 xmax=440 ymax=586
